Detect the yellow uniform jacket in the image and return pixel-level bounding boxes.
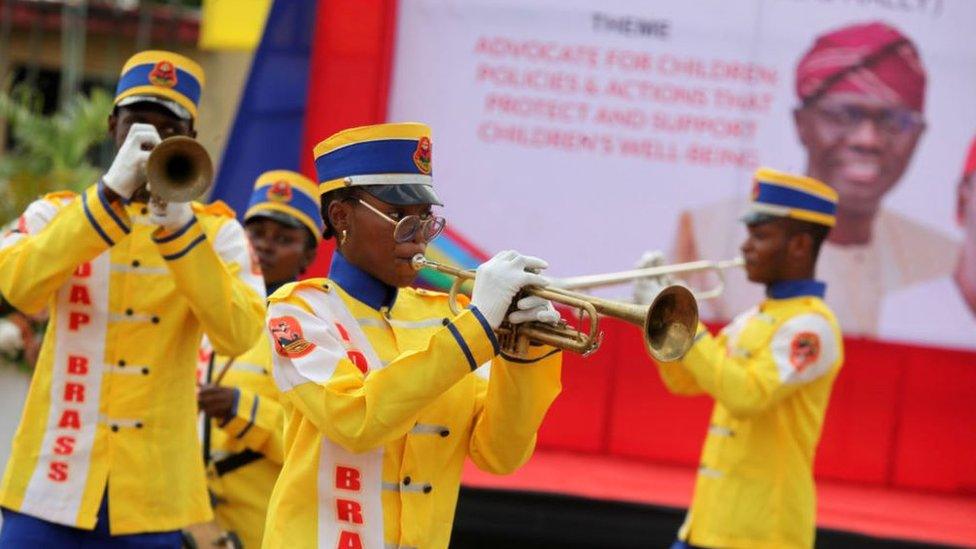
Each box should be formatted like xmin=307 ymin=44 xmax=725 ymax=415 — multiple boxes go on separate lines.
xmin=656 ymin=280 xmax=843 ymax=549
xmin=0 ymin=182 xmax=265 ymax=534
xmin=261 ymin=253 xmax=562 ymax=549
xmin=202 ymin=332 xmax=284 ymax=548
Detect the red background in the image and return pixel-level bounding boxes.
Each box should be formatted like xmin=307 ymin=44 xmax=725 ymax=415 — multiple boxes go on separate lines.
xmin=301 ymin=0 xmax=976 ymax=499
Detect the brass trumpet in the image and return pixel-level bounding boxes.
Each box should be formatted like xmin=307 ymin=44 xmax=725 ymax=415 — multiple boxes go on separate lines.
xmin=411 ymin=255 xmax=699 ymax=362
xmin=555 ymin=257 xmax=745 ymax=300
xmin=146 ymin=136 xmax=213 ymax=203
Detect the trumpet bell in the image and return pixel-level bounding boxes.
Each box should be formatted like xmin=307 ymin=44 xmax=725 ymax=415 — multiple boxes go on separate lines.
xmin=146 ymin=136 xmax=213 ymax=203
xmin=644 ymin=285 xmax=698 ymax=362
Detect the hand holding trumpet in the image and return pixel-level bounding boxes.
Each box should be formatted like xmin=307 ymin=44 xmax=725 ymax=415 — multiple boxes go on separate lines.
xmin=470 ymin=250 xmax=560 ymax=329
xmin=102 ymin=123 xmax=213 ymax=230
xmin=102 ymin=123 xmax=161 ymax=200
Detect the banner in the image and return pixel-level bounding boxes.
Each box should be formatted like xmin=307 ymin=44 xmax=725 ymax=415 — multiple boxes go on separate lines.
xmin=388 ymin=0 xmax=976 ymax=349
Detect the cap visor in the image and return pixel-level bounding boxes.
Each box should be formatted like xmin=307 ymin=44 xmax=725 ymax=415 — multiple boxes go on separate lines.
xmin=361 ymin=184 xmax=442 ymax=206
xmin=245 ymin=210 xmax=304 ymax=229
xmin=116 ymin=95 xmax=191 ymax=121
xmin=740 ymin=211 xmax=779 ymax=226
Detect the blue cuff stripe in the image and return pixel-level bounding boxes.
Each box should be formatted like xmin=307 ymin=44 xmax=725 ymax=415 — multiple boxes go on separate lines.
xmin=161 ymin=234 xmax=206 ymax=260
xmin=468 ymin=306 xmax=499 ymax=355
xmin=236 ymin=395 xmax=259 ymax=439
xmin=97 ymin=180 xmax=130 ymax=234
xmin=82 ymin=193 xmax=114 ymax=246
xmin=229 ymin=387 xmax=240 ymax=416
xmin=153 ymin=216 xmax=198 ymax=243
xmin=445 ymin=322 xmax=477 ymax=371
xmin=218 ymin=387 xmax=241 ymax=428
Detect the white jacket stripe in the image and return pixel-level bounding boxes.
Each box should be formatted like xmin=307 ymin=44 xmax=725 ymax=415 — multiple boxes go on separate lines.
xmin=20 ymin=253 xmax=110 ymax=525
xmin=290 ymin=289 xmax=386 ymax=549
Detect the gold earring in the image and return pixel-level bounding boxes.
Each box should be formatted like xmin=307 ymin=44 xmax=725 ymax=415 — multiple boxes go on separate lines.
xmin=340 ymin=229 xmax=348 ymax=246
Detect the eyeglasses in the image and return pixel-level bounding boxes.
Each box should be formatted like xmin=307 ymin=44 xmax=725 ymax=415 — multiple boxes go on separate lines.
xmin=810 ymin=103 xmax=925 ymax=137
xmin=356 ymin=198 xmax=446 ymax=243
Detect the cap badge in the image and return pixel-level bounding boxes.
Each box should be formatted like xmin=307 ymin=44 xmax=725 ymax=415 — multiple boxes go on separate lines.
xmin=148 ymin=60 xmax=178 ymax=89
xmin=413 ymin=136 xmax=432 ymax=175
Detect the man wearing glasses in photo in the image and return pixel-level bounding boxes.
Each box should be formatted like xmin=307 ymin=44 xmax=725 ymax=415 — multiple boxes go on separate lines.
xmin=662 ymin=21 xmax=957 ymax=336
xmin=260 ymin=122 xmax=563 ymax=549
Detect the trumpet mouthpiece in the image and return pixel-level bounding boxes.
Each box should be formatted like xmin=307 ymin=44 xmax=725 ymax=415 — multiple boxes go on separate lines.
xmin=410 ymin=254 xmax=428 ymax=271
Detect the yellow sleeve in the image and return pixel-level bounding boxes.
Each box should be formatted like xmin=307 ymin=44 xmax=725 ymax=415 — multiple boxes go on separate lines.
xmin=654 ymin=323 xmax=711 ymax=396
xmin=219 ymin=386 xmax=285 ymax=464
xmin=0 ymin=183 xmax=131 ymax=314
xmin=152 ymin=216 xmax=265 ymax=357
xmin=269 ymin=292 xmax=500 ymax=454
xmin=674 ymin=313 xmax=841 ymax=418
xmin=468 ymin=345 xmax=562 ymax=474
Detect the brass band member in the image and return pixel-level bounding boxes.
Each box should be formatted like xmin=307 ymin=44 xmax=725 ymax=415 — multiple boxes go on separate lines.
xmin=197 ymin=170 xmax=321 ymax=547
xmin=261 ymin=122 xmax=563 ymax=549
xmin=658 ymin=168 xmax=844 ymax=549
xmin=0 ymin=51 xmax=265 ymax=546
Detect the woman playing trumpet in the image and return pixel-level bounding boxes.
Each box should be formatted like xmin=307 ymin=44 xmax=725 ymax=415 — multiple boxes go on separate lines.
xmin=261 ymin=122 xmax=562 ymax=549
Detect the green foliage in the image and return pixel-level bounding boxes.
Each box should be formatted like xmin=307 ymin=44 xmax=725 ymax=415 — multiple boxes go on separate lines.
xmin=0 ymin=86 xmax=114 ymax=225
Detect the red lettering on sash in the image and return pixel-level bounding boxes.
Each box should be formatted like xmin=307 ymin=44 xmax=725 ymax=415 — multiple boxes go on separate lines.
xmin=48 ymin=462 xmax=68 ymax=482
xmin=68 ymin=312 xmax=90 ymax=331
xmin=68 ymin=285 xmax=91 ymax=305
xmin=54 ymin=436 xmax=76 ymax=456
xmin=336 ymin=499 xmax=364 ymax=525
xmin=335 ymin=466 xmax=361 ymax=491
xmin=335 ymin=323 xmax=351 ymax=342
xmin=198 ymin=348 xmax=212 ymax=364
xmin=336 ymin=531 xmax=363 ymax=549
xmin=73 ymin=263 xmax=91 ymax=278
xmin=64 ymin=383 xmax=85 ymax=403
xmin=67 ymin=355 xmax=89 ymax=375
xmin=346 ymin=350 xmax=368 ymax=374
xmin=58 ymin=410 xmax=81 ymax=429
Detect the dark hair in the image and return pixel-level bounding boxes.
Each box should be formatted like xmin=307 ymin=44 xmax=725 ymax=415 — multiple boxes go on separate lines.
xmin=319 ymin=187 xmax=360 ymax=240
xmin=784 ymin=218 xmax=830 ymax=261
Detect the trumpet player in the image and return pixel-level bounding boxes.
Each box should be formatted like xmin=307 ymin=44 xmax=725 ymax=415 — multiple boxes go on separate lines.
xmin=0 ymin=51 xmax=265 ymax=546
xmin=261 ymin=122 xmax=562 ymax=549
xmin=651 ymin=168 xmax=844 ymax=549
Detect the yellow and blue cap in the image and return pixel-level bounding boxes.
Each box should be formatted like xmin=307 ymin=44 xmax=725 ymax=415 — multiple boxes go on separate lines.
xmin=742 ymin=167 xmax=838 ymax=227
xmin=313 ymin=122 xmax=441 ymax=206
xmin=114 ymin=50 xmax=205 ymax=121
xmin=244 ymin=170 xmax=324 ymax=242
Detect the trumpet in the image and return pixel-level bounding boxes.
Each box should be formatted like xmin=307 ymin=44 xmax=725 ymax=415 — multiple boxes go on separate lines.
xmin=555 ymin=257 xmax=745 ymax=300
xmin=411 ymin=255 xmax=699 ymax=362
xmin=145 ymin=136 xmax=213 ymax=203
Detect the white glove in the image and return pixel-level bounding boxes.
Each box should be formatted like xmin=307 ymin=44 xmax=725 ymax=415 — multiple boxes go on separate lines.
xmin=103 ymin=123 xmax=161 ymax=199
xmin=632 ymin=250 xmax=671 ymax=305
xmin=0 ymin=319 xmax=24 ymax=354
xmin=149 ymin=199 xmax=194 ymax=231
xmin=507 ymin=295 xmax=560 ymax=325
xmin=471 ymin=250 xmax=551 ymax=330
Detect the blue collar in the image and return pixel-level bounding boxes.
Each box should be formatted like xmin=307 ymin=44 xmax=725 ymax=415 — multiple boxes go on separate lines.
xmin=328 ymin=252 xmax=398 ymax=310
xmin=766 ymin=279 xmax=826 ymax=300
